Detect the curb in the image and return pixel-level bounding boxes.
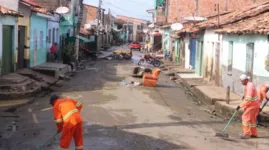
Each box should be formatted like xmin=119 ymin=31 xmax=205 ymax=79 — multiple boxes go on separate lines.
xmin=1 ymin=90 xmax=51 ymax=113
xmin=176 ymin=74 xmax=269 ymax=124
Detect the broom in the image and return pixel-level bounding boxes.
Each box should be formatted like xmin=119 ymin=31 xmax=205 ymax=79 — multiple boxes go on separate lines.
xmin=215 ymin=109 xmax=238 ymax=138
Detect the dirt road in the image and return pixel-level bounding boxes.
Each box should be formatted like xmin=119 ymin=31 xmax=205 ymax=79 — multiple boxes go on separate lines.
xmin=1 ymin=50 xmax=269 ymax=150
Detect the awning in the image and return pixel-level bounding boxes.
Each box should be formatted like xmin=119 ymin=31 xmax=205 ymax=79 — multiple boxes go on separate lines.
xmin=77 ymin=36 xmax=90 ymax=43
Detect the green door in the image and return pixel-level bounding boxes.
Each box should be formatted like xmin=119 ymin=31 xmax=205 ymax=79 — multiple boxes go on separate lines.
xmin=2 ymin=25 xmax=13 ymax=75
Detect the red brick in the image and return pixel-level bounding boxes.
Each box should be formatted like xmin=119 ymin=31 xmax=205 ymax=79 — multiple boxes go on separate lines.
xmin=166 ymin=0 xmax=269 ymax=23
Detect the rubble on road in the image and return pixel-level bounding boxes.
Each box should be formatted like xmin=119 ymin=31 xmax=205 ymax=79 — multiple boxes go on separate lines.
xmin=98 ymin=49 xmax=132 ymax=60
xmin=132 ymin=67 xmax=152 ymax=78
xmin=120 ymin=80 xmax=141 ymax=86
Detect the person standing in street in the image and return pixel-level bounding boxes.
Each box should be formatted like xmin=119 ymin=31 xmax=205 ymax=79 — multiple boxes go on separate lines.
xmin=50 ymin=43 xmax=58 ymax=61
xmin=50 ymin=95 xmax=84 ymax=150
xmin=237 ymin=74 xmax=260 ymax=139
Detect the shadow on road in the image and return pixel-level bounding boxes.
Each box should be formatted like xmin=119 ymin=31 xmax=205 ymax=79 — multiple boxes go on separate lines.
xmin=79 ymin=124 xmax=189 ymax=149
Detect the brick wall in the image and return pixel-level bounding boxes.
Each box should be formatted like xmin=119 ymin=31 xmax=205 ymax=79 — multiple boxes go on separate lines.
xmin=32 ymin=0 xmax=68 ymax=11
xmin=166 ymin=0 xmax=269 ymax=23
xmin=84 ymin=4 xmax=98 ymax=23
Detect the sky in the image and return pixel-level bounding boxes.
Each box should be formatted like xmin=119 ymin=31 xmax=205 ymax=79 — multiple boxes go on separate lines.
xmin=84 ymin=0 xmax=154 ymax=21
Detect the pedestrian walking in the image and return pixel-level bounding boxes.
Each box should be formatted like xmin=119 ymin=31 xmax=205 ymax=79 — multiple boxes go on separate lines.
xmin=50 ymin=95 xmax=84 ymax=150
xmin=237 ymin=74 xmax=260 ymax=139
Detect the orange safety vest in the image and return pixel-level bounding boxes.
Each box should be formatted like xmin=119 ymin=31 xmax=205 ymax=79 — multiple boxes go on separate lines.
xmin=241 ymin=82 xmax=259 ymax=109
xmin=257 ymin=84 xmax=269 ymax=103
xmin=53 ymin=98 xmax=83 ymax=131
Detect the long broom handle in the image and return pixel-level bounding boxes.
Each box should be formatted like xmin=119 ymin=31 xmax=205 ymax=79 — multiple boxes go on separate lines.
xmin=222 ymin=110 xmax=238 ymax=132
xmin=260 ymin=100 xmax=268 ymax=112
xmin=37 ymin=132 xmax=59 ymax=150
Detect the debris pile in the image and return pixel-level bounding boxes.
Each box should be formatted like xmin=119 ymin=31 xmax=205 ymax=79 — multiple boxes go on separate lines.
xmin=120 ymin=80 xmax=141 ymax=86
xmin=98 ymin=49 xmax=132 ymax=60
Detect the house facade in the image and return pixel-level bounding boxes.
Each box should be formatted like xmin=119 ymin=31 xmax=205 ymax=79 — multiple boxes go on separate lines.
xmin=29 ymin=8 xmax=49 ymax=67
xmin=221 ymin=34 xmax=269 ymax=95
xmin=0 ymin=6 xmax=22 ymax=75
xmin=173 ymin=1 xmax=269 ymax=97
xmin=47 ymin=14 xmax=60 ymax=57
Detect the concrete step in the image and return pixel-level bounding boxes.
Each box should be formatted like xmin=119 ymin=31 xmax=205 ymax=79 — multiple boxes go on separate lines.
xmin=0 ymin=73 xmax=41 ymax=100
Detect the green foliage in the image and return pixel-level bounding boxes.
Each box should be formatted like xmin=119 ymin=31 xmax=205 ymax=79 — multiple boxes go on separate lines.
xmin=62 ymin=43 xmax=75 ymax=61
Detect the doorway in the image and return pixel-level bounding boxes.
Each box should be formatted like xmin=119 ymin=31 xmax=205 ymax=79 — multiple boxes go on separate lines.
xmin=2 ymin=25 xmax=14 ymax=75
xmin=195 ymin=41 xmax=204 ymax=76
xmin=189 ymin=38 xmax=196 ymax=69
xmin=215 ymin=42 xmax=221 ymax=86
xmin=18 ymin=26 xmax=26 ymax=69
xmin=246 ymin=43 xmax=254 ymax=81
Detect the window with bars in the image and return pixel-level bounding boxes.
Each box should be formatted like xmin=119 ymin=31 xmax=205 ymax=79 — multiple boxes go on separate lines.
xmin=40 ymin=31 xmax=43 ymax=48
xmin=48 ymin=29 xmax=51 ymax=43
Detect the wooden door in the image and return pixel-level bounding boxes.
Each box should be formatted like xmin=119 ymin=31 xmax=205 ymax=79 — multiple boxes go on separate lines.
xmin=18 ymin=26 xmax=26 ymax=69
xmin=246 ymin=43 xmax=254 ymax=81
xmin=215 ymin=42 xmax=220 ymax=85
xmin=190 ymin=38 xmax=196 ymax=69
xmin=2 ymin=25 xmax=13 ymax=75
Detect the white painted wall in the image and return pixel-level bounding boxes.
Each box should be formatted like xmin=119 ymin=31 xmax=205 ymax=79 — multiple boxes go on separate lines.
xmin=203 ymin=29 xmax=223 ymax=80
xmin=0 ymin=0 xmax=19 ymax=11
xmin=222 ymin=34 xmax=269 ymax=77
xmin=221 ymin=34 xmax=269 ymax=95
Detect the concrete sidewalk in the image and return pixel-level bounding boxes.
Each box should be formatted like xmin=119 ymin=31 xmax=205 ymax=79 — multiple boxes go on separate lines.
xmin=177 ymin=73 xmax=269 ymax=123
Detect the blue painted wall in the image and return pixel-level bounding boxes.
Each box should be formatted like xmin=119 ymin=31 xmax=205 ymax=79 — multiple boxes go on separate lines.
xmin=30 ymin=14 xmax=47 ymax=67
xmin=190 ymin=38 xmax=196 ymax=69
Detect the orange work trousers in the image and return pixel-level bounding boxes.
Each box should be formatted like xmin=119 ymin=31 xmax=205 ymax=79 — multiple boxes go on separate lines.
xmin=242 ymin=107 xmax=259 ymax=137
xmin=60 ymin=122 xmax=83 ymax=150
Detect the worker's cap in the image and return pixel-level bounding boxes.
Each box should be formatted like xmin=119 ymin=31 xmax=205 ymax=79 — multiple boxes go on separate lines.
xmin=239 ymin=74 xmax=250 ymax=81
xmin=49 ymin=94 xmax=60 ymax=105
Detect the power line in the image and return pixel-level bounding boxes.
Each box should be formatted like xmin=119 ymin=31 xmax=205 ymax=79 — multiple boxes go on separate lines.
xmin=104 ymin=2 xmax=152 ymax=18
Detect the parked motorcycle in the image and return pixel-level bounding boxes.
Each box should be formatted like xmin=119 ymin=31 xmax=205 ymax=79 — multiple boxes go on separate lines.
xmin=138 ymin=54 xmax=162 ymax=67
xmin=80 ymin=48 xmax=98 ymax=61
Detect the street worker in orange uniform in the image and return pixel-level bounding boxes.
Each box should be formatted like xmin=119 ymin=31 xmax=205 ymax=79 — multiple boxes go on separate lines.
xmin=236 ymin=74 xmax=260 ymax=139
xmin=50 ymin=95 xmax=84 ymax=150
xmin=256 ymin=84 xmax=269 ymax=124
xmin=257 ymin=84 xmax=269 ymax=104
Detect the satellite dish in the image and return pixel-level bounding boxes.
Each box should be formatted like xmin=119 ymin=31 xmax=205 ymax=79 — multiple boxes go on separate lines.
xmin=143 ymin=29 xmax=149 ymax=33
xmin=171 ymin=23 xmax=183 ymax=31
xmin=148 ymin=24 xmax=154 ymax=28
xmin=56 ymin=7 xmax=69 ymax=14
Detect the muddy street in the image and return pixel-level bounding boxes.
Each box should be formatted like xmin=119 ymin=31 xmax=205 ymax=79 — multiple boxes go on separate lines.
xmin=1 ymin=51 xmax=269 ymax=150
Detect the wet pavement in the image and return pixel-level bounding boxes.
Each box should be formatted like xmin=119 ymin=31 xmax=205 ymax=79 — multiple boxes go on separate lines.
xmin=1 ymin=49 xmax=269 ymax=150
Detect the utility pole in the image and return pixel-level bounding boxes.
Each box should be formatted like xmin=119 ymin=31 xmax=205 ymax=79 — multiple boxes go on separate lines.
xmin=126 ymin=19 xmax=129 ymax=43
xmin=165 ymin=0 xmax=169 ymax=23
xmin=215 ymin=3 xmax=220 ymax=27
xmin=74 ymin=0 xmax=81 ymax=61
xmin=97 ymin=0 xmax=102 ymax=50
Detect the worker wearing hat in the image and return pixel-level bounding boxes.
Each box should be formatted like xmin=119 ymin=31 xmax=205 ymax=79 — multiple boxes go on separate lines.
xmin=50 ymin=95 xmax=84 ymax=150
xmin=237 ymin=74 xmax=260 ymax=139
